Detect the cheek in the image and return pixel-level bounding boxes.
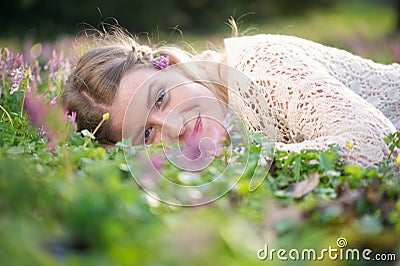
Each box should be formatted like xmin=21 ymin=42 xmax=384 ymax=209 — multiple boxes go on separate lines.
xmin=172 ymin=84 xmax=215 ymax=108
xmin=152 ymin=131 xmax=162 ymax=145
xmin=175 ymin=83 xmax=214 ymax=99
xmin=167 ymin=83 xmax=224 ymax=123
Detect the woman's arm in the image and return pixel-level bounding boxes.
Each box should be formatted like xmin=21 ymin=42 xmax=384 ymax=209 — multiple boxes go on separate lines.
xmin=273 ymin=78 xmax=394 ymax=167
xmin=227 ymin=35 xmax=396 ymax=167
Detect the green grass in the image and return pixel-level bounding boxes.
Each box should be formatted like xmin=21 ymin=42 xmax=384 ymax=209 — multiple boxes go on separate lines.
xmin=260 ymin=1 xmax=395 ymax=41
xmin=166 ymin=0 xmax=397 ymax=63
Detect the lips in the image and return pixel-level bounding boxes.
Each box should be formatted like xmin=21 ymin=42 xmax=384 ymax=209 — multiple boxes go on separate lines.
xmin=191 ymin=114 xmax=203 ymax=138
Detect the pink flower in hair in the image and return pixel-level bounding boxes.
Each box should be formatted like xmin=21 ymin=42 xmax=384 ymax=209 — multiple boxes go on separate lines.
xmin=151 ymin=54 xmax=170 ymax=70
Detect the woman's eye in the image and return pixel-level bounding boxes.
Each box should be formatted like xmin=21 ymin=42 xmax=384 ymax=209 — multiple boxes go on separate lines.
xmin=144 ymin=127 xmax=153 ymax=141
xmin=156 ymin=90 xmax=165 ymax=105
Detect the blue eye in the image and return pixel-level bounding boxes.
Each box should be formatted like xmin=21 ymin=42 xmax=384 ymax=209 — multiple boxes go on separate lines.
xmin=144 ymin=127 xmax=152 ymax=141
xmin=156 ymin=91 xmax=165 ymax=105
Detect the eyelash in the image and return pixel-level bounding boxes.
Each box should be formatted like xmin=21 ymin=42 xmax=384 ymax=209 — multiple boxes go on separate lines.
xmin=156 ymin=90 xmax=165 ymax=106
xmin=144 ymin=89 xmax=166 ymax=142
xmin=144 ymin=127 xmax=152 ymax=141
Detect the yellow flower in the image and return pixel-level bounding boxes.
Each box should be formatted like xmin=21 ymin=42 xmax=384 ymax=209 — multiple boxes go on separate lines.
xmin=396 ymin=155 xmax=400 ymax=165
xmin=102 ymin=112 xmax=110 ymax=121
xmin=347 ymin=141 xmax=354 ymax=149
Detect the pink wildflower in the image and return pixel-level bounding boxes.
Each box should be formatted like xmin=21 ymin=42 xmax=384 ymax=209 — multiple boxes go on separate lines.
xmin=151 ymin=55 xmax=170 ymax=70
xmin=64 ymin=111 xmax=77 ymax=134
xmin=43 ymin=50 xmax=70 ymax=91
xmin=10 ymin=67 xmax=24 ymax=95
xmin=1 ymin=48 xmax=26 ymax=79
xmin=49 ymin=96 xmax=58 ymax=105
xmin=24 ymin=92 xmax=60 ymax=150
xmin=151 ymin=155 xmax=165 ymax=171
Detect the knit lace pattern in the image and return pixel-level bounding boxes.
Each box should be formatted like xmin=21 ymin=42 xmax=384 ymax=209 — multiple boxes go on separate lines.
xmin=224 ymin=34 xmax=398 ymax=166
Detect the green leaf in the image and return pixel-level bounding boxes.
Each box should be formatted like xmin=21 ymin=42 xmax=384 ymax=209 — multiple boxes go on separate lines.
xmin=344 ymin=164 xmax=363 ymax=179
xmin=319 ymin=152 xmax=335 ymax=172
xmin=6 ymin=146 xmax=25 ymax=154
xmin=81 ymin=129 xmax=95 ymax=139
xmin=354 ymin=215 xmax=383 ymax=235
xmin=293 ymin=155 xmax=301 ymax=181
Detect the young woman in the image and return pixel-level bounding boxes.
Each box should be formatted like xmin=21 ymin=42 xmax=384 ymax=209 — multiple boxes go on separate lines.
xmin=63 ymin=25 xmax=399 ymax=167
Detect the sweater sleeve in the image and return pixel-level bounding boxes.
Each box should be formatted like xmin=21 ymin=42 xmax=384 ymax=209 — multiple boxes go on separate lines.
xmin=225 ymin=35 xmax=396 ymax=167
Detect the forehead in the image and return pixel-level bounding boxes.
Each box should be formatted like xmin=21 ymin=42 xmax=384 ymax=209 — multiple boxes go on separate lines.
xmin=119 ymin=68 xmax=154 ymax=105
xmin=110 ymin=68 xmax=155 ymax=141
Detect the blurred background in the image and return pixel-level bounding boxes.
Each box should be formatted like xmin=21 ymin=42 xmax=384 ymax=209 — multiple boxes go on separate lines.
xmin=1 ymin=0 xmax=400 ymax=63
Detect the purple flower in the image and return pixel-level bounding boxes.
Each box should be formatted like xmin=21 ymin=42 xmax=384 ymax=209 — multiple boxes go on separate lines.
xmin=31 ymin=60 xmax=42 ymax=85
xmin=49 ymin=96 xmax=58 ymax=105
xmin=64 ymin=110 xmax=76 ymax=124
xmin=10 ymin=67 xmax=24 ymax=95
xmin=24 ymin=92 xmax=52 ymax=137
xmin=151 ymin=54 xmax=170 ymax=70
xmin=151 ymin=154 xmax=165 ymax=171
xmin=24 ymin=92 xmax=63 ymax=151
xmin=44 ymin=50 xmax=63 ymax=72
xmin=64 ymin=110 xmax=77 ymax=134
xmin=0 ymin=48 xmax=27 ymax=83
xmin=43 ymin=49 xmax=70 ymax=91
xmin=70 ymin=111 xmax=76 ymax=125
xmin=9 ymin=66 xmax=35 ymax=94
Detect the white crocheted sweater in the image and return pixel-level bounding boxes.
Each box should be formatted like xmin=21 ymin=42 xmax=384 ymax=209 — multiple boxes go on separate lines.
xmin=224 ymin=34 xmax=399 ymax=167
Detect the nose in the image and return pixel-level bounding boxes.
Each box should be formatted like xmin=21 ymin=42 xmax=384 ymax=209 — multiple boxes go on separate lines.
xmin=151 ymin=112 xmax=185 ymax=144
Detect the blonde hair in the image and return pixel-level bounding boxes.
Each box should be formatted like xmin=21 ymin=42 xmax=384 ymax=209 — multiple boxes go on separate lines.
xmin=63 ymin=26 xmax=227 ymax=144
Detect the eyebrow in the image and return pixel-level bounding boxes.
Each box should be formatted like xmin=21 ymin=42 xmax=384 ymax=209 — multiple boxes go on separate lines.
xmin=131 ymin=79 xmax=157 ymax=144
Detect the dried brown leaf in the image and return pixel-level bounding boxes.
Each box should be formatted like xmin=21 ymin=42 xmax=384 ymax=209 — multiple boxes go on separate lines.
xmin=291 ymin=172 xmax=320 ymax=198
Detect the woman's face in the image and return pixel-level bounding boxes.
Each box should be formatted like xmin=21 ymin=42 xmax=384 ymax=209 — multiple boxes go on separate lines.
xmin=110 ymin=67 xmax=227 ymax=147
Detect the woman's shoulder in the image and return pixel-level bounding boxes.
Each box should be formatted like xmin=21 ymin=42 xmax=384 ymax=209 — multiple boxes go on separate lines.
xmin=223 ymin=34 xmax=326 ymax=57
xmin=224 ymin=34 xmax=315 ymax=47
xmin=223 ymin=34 xmax=318 ymax=66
